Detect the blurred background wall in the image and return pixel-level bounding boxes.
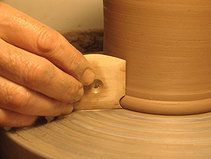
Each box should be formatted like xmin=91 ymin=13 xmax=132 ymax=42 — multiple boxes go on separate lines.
xmin=1 ymin=0 xmax=103 ymax=33
xmin=1 ymin=0 xmax=104 ymax=52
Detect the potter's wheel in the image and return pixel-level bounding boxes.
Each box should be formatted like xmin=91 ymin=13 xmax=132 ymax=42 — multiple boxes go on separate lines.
xmin=1 ymin=109 xmax=211 ymax=159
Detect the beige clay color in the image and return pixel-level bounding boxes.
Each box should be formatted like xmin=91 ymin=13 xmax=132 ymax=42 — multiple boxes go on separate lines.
xmin=2 ymin=109 xmax=211 ymax=159
xmin=1 ymin=1 xmax=211 ymax=158
xmin=104 ymin=0 xmax=211 ymax=115
xmin=1 ymin=54 xmax=211 ymax=159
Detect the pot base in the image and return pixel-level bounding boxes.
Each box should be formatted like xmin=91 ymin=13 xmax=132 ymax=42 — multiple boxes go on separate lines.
xmin=121 ymin=95 xmax=211 ymax=115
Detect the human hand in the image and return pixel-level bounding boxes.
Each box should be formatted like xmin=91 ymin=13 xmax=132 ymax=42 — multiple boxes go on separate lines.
xmin=0 ymin=3 xmax=95 ymax=127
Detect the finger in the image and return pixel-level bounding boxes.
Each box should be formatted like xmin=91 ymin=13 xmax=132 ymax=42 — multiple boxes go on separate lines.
xmin=0 ymin=108 xmax=37 ymax=127
xmin=0 ymin=2 xmax=95 ymax=85
xmin=0 ymin=76 xmax=73 ymax=116
xmin=0 ymin=39 xmax=83 ymax=103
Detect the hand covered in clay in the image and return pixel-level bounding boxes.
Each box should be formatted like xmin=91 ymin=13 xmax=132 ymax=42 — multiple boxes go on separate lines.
xmin=0 ymin=3 xmax=95 ymax=127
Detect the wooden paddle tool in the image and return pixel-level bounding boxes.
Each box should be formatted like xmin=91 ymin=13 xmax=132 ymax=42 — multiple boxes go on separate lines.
xmin=74 ymin=54 xmax=125 ymax=111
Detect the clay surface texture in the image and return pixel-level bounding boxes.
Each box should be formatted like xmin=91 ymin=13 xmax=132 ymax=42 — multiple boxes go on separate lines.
xmin=1 ymin=1 xmax=211 ymax=158
xmin=104 ymin=0 xmax=211 ymax=115
xmin=1 ymin=109 xmax=211 ymax=159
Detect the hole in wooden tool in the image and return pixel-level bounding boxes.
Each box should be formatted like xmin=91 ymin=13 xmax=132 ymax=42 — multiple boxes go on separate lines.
xmin=89 ymin=79 xmax=103 ymax=94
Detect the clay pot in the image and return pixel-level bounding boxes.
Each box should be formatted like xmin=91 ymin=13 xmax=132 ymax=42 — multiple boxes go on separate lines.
xmin=104 ymin=0 xmax=211 ymax=115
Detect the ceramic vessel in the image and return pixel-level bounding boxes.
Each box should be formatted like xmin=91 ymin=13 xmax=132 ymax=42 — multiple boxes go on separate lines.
xmin=104 ymin=0 xmax=211 ymax=115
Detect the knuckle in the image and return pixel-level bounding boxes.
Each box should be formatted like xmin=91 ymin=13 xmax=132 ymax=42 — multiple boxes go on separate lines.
xmin=69 ymin=50 xmax=90 ymax=80
xmin=7 ymin=49 xmax=28 ymax=74
xmin=2 ymin=86 xmax=31 ymax=112
xmin=69 ymin=51 xmax=88 ymax=79
xmin=24 ymin=59 xmax=55 ymax=87
xmin=1 ymin=85 xmax=16 ymax=106
xmin=69 ymin=52 xmax=83 ymax=71
xmin=37 ymin=27 xmax=60 ymax=54
xmin=15 ymin=88 xmax=31 ymax=111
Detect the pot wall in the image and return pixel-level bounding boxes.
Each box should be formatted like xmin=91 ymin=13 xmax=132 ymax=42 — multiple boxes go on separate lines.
xmin=104 ymin=0 xmax=211 ymax=115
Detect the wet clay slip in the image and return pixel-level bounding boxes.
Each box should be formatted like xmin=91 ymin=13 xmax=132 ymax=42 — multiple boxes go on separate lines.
xmin=104 ymin=0 xmax=211 ymax=115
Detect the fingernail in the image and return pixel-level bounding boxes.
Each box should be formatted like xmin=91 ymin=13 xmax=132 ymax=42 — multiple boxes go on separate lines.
xmin=63 ymin=105 xmax=74 ymax=115
xmin=81 ymin=69 xmax=95 ymax=85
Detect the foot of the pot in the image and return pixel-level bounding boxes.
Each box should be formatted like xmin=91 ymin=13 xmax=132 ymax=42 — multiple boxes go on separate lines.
xmin=120 ymin=95 xmax=211 ymax=115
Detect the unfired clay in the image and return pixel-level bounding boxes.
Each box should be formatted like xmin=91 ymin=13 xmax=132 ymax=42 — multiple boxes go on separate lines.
xmin=2 ymin=109 xmax=211 ymax=159
xmin=104 ymin=0 xmax=211 ymax=115
xmin=1 ymin=1 xmax=211 ymax=159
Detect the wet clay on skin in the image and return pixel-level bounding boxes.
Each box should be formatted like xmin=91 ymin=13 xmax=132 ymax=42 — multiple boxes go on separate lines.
xmin=104 ymin=0 xmax=211 ymax=115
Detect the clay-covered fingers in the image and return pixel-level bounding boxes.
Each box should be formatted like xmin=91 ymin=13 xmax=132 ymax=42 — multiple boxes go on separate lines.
xmin=0 ymin=109 xmax=37 ymax=127
xmin=0 ymin=39 xmax=84 ymax=103
xmin=0 ymin=76 xmax=73 ymax=116
xmin=0 ymin=2 xmax=95 ymax=85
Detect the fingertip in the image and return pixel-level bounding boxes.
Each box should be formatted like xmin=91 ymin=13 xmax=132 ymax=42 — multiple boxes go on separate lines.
xmin=64 ymin=83 xmax=84 ymax=104
xmin=81 ymin=69 xmax=95 ymax=86
xmin=0 ymin=108 xmax=37 ymax=128
xmin=76 ymin=87 xmax=84 ymax=101
xmin=21 ymin=116 xmax=37 ymax=127
xmin=62 ymin=105 xmax=74 ymax=115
